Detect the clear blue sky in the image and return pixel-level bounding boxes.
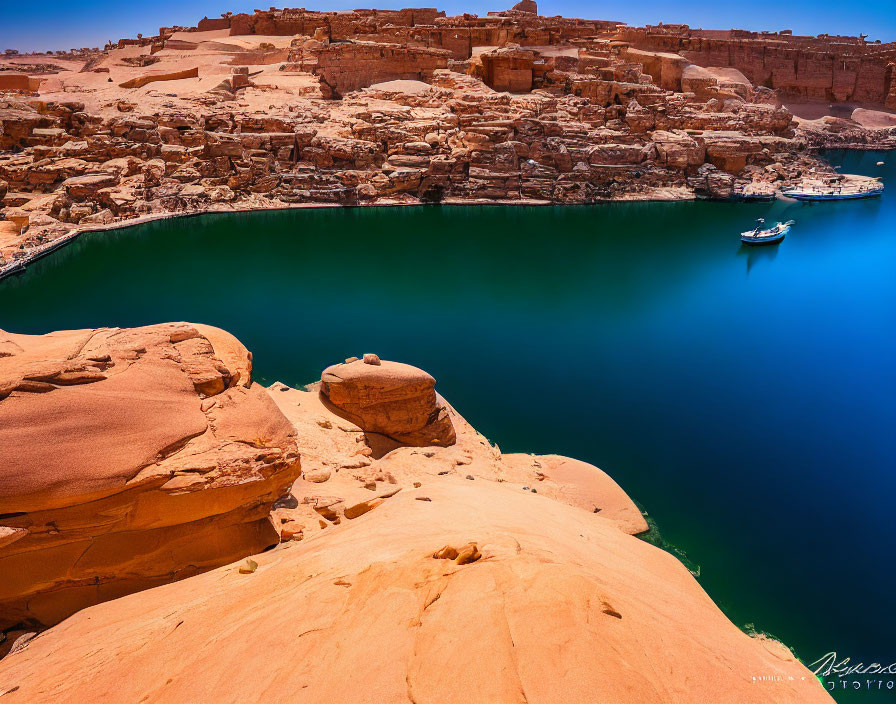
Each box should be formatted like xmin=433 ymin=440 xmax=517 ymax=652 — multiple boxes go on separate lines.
xmin=1 ymin=0 xmax=893 ymax=52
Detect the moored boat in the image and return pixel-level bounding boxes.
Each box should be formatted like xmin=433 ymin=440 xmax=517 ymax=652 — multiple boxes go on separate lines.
xmin=782 ymin=181 xmax=883 ymax=200
xmin=740 ymin=219 xmax=794 ymax=246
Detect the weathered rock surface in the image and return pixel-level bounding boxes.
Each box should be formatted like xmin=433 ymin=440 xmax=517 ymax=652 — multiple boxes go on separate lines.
xmin=0 ymin=323 xmax=301 ymax=632
xmin=619 ymin=25 xmax=896 ymax=108
xmin=0 ymin=444 xmax=831 ymax=704
xmin=2 ymin=5 xmax=893 ymax=279
xmin=320 ymin=356 xmax=456 ymax=450
xmin=0 ymin=332 xmax=835 ymax=702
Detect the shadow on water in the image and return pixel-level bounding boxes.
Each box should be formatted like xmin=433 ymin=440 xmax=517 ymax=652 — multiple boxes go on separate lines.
xmin=737 ymin=241 xmax=780 ymax=275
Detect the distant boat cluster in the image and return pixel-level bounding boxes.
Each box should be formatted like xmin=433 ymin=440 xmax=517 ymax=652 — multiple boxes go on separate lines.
xmin=739 ymin=173 xmax=884 ymax=246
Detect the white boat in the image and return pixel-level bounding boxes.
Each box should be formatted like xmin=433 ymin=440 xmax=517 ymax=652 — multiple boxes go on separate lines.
xmin=781 ymin=181 xmax=883 ymax=200
xmin=740 ymin=219 xmax=794 ymax=246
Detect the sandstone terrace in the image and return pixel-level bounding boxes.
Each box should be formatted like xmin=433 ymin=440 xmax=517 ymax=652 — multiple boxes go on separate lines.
xmin=1 ymin=4 xmax=895 ymax=280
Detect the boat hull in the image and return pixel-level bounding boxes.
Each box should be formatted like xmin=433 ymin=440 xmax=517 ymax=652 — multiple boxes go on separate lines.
xmin=741 ymin=232 xmax=785 ymax=246
xmin=782 ymin=189 xmax=883 ymax=201
xmin=740 ymin=221 xmax=791 ymax=246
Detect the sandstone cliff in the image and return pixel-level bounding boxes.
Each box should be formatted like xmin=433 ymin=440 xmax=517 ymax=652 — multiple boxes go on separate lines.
xmin=1 ymin=5 xmax=894 ymax=281
xmin=0 ymin=322 xmax=301 ymax=638
xmin=0 ymin=334 xmax=834 ymax=703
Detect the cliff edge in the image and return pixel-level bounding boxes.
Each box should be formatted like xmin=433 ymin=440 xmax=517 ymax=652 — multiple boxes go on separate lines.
xmin=0 ymin=329 xmax=833 ymax=703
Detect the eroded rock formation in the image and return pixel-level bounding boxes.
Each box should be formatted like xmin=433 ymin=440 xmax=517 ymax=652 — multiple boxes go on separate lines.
xmin=0 ymin=336 xmax=833 ymax=703
xmin=0 ymin=323 xmax=301 ymax=635
xmin=0 ymin=5 xmax=893 ymax=279
xmin=320 ymin=355 xmax=456 ymax=451
xmin=619 ymin=25 xmax=896 ymax=108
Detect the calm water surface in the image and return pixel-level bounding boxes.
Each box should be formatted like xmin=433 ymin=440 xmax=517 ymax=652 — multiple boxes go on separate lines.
xmin=2 ymin=150 xmax=893 ymax=702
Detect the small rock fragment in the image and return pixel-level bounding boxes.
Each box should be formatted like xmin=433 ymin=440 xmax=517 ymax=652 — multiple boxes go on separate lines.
xmin=280 ymin=521 xmax=304 ymax=541
xmin=238 ymin=559 xmax=258 ymax=574
xmin=362 ymin=353 xmax=381 ymax=365
xmin=305 ymin=469 xmax=332 ymax=483
xmin=344 ymin=497 xmax=384 ymax=519
xmin=415 ymin=496 xmax=432 ymax=502
xmin=455 ymin=543 xmax=481 ymax=565
xmin=601 ymin=601 xmax=623 ymax=619
xmin=432 ymin=545 xmax=459 ymax=560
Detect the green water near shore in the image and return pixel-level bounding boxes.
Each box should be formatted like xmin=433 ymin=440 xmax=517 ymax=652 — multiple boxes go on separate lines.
xmin=2 ymin=150 xmax=894 ymax=702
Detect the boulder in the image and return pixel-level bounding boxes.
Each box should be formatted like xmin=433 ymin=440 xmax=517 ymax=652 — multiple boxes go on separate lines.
xmin=703 ymin=131 xmax=763 ymax=173
xmin=61 ymin=172 xmax=121 ymax=201
xmin=320 ymin=357 xmax=456 ymax=448
xmin=651 ymin=130 xmax=705 ymax=169
xmin=0 ymin=323 xmax=301 ymax=631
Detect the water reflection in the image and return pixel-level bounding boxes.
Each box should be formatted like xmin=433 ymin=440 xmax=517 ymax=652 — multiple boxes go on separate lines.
xmin=737 ymin=241 xmax=780 ymax=275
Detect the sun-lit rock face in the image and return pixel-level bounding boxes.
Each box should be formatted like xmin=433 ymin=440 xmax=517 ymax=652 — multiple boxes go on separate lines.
xmin=320 ymin=356 xmax=457 ymax=449
xmin=0 ymin=322 xmax=301 ymax=632
xmin=0 ymin=337 xmax=834 ymax=703
xmin=0 ymin=442 xmax=832 ymax=704
xmin=2 ymin=4 xmax=894 ymax=280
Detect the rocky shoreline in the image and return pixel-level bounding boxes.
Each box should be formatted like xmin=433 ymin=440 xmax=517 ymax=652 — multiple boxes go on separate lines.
xmin=2 ymin=4 xmax=895 ymax=281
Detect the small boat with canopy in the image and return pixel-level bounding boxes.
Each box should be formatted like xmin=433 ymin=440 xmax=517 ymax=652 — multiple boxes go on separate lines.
xmin=740 ymin=218 xmax=794 ymax=246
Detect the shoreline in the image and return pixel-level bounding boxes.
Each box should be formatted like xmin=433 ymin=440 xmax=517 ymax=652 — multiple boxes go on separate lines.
xmin=1 ymin=192 xmax=683 ymax=284
xmin=2 ymin=147 xmax=892 ymax=286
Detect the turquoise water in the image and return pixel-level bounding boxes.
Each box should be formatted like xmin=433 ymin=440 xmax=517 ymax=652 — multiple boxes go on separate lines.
xmin=1 ymin=150 xmax=893 ymax=701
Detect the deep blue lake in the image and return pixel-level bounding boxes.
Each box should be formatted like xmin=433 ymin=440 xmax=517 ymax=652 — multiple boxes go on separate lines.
xmin=1 ymin=149 xmax=893 ymax=701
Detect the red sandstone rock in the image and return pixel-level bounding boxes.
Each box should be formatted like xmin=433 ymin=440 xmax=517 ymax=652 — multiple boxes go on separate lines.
xmin=0 ymin=333 xmax=837 ymax=702
xmin=320 ymin=357 xmax=456 ymax=449
xmin=0 ymin=5 xmax=892 ymax=280
xmin=511 ymin=0 xmax=537 ymax=14
xmin=119 ymin=67 xmax=199 ymax=89
xmin=0 ymin=323 xmax=301 ymax=630
xmin=0 ymin=453 xmax=833 ymax=704
xmin=0 ymin=74 xmax=43 ymax=92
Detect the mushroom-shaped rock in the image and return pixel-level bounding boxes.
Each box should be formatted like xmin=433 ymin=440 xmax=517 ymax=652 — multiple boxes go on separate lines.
xmin=320 ymin=358 xmax=456 ymax=448
xmin=0 ymin=323 xmax=301 ymax=631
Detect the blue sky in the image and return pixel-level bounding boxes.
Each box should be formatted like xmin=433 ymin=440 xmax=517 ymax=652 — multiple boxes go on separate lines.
xmin=1 ymin=0 xmax=893 ymax=52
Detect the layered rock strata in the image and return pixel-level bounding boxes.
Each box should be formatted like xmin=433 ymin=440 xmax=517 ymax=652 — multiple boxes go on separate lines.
xmin=0 ymin=322 xmax=301 ymax=635
xmin=0 ymin=5 xmax=894 ymax=280
xmin=320 ymin=355 xmax=456 ymax=451
xmin=619 ymin=25 xmax=896 ymax=108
